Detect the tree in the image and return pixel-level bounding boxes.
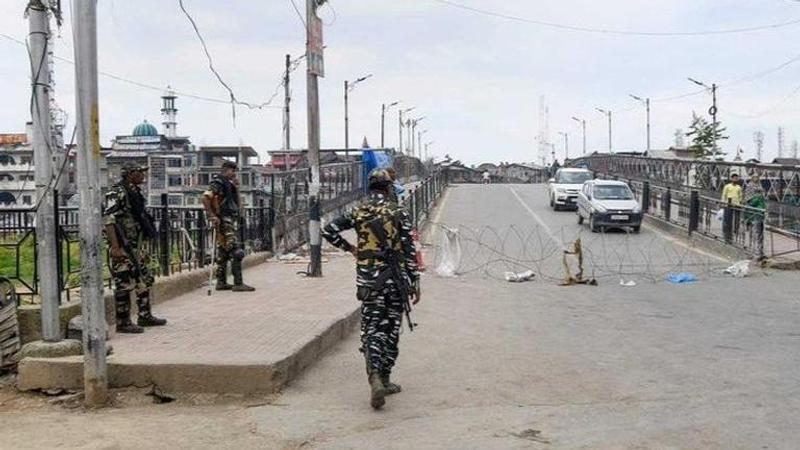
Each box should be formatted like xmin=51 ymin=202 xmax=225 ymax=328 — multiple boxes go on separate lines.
xmin=685 ymin=112 xmax=728 ymax=159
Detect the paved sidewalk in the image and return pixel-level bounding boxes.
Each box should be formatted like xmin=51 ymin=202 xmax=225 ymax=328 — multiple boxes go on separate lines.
xmin=17 ymin=252 xmax=360 ymax=395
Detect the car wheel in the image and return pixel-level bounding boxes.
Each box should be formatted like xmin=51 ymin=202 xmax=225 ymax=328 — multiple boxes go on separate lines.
xmin=632 ymin=225 xmax=641 ymax=234
xmin=549 ymin=196 xmax=554 ymax=207
xmin=577 ymin=212 xmax=584 ymax=225
xmin=590 ymin=215 xmax=600 ymax=233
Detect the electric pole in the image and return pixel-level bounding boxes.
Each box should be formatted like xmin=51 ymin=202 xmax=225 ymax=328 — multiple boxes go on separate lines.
xmin=27 ymin=0 xmax=60 ymax=343
xmin=688 ymin=78 xmax=719 ymax=158
xmin=559 ymin=132 xmax=569 ymax=160
xmin=381 ymin=101 xmax=399 ymax=149
xmin=72 ymin=0 xmax=107 ymax=406
xmin=344 ymin=74 xmax=371 ymax=158
xmin=283 ymin=54 xmax=291 ymax=152
xmin=306 ymin=0 xmax=326 ymax=277
xmin=572 ymin=116 xmax=586 ymax=155
xmin=399 ymin=107 xmax=414 ymax=154
xmin=630 ymin=95 xmax=651 ymax=151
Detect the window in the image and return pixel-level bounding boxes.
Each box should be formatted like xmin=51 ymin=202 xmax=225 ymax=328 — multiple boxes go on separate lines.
xmin=20 ymin=156 xmax=32 ymax=165
xmin=199 ymin=173 xmax=210 ymax=185
xmin=168 ymin=195 xmax=183 ymax=206
xmin=593 ymin=185 xmax=634 ymax=200
xmin=167 ymin=158 xmax=182 ymax=168
xmin=0 ymin=174 xmax=14 ymax=181
xmin=150 ymin=195 xmax=161 ymax=206
xmin=168 ymin=175 xmax=183 ymax=187
xmin=556 ymin=170 xmax=592 ymax=184
xmin=22 ymin=195 xmax=32 ymax=205
xmin=240 ymin=173 xmax=250 ymax=187
xmin=186 ymin=196 xmax=197 ymax=205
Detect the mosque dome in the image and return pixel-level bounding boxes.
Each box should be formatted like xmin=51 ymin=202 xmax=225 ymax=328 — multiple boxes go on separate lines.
xmin=132 ymin=120 xmax=158 ymax=137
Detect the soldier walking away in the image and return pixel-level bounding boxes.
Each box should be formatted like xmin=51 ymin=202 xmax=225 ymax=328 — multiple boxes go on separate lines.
xmin=103 ymin=163 xmax=167 ymax=333
xmin=322 ymin=169 xmax=421 ymax=410
xmin=202 ymin=160 xmax=255 ymax=292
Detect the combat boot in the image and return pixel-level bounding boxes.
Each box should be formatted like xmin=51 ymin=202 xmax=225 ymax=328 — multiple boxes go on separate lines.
xmin=136 ymin=294 xmax=167 ymax=327
xmin=115 ymin=291 xmax=144 ymax=334
xmin=215 ymin=265 xmax=232 ymax=291
xmin=381 ymin=374 xmax=402 ymax=395
xmin=231 ymin=259 xmax=255 ymax=292
xmin=368 ymin=372 xmax=386 ymax=409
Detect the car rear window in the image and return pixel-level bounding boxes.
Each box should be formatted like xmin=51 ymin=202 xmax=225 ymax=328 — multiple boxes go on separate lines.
xmin=556 ymin=171 xmax=592 ymax=184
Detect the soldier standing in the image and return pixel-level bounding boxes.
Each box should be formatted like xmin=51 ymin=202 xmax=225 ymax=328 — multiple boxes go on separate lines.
xmin=202 ymin=160 xmax=255 ymax=292
xmin=322 ymin=169 xmax=421 ymax=409
xmin=103 ymin=162 xmax=167 ymax=333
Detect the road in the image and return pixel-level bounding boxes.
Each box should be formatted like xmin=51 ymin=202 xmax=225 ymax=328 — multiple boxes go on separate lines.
xmin=3 ymin=183 xmax=800 ymax=449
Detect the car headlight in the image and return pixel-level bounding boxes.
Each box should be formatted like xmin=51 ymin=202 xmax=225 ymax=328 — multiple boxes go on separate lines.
xmin=592 ymin=204 xmax=607 ymax=214
xmin=633 ymin=205 xmax=642 ymax=214
xmin=555 ymin=187 xmax=566 ymax=193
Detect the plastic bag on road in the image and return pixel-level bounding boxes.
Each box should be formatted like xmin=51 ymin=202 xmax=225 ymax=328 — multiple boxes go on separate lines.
xmin=505 ymin=270 xmax=535 ymax=283
xmin=724 ymin=260 xmax=751 ymax=278
xmin=666 ymin=272 xmax=698 ymax=284
xmin=620 ymin=279 xmax=637 ymax=287
xmin=435 ymin=226 xmax=462 ymax=278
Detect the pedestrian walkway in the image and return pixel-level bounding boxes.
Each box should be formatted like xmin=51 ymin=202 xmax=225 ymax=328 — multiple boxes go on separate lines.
xmin=17 ymin=252 xmax=360 ymax=395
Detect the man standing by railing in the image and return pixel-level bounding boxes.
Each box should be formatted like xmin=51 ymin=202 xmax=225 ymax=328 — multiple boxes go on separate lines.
xmin=744 ymin=174 xmax=767 ymax=261
xmin=104 ymin=163 xmax=167 ymax=333
xmin=202 ymin=160 xmax=255 ymax=292
xmin=721 ymin=173 xmax=744 ymax=240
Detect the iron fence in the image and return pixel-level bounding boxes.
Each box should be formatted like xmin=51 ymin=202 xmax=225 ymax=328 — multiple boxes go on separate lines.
xmin=0 ymin=161 xmax=367 ymax=304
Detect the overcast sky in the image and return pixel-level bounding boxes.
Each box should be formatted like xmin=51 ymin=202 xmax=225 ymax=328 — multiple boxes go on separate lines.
xmin=2 ymin=0 xmax=800 ymax=165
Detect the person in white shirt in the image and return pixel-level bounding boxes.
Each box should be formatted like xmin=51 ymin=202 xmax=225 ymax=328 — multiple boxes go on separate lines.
xmin=482 ymin=171 xmax=490 ymax=184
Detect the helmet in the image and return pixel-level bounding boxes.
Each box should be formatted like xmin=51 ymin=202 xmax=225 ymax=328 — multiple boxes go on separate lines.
xmin=368 ymin=168 xmax=393 ymax=190
xmin=120 ymin=161 xmax=148 ymax=177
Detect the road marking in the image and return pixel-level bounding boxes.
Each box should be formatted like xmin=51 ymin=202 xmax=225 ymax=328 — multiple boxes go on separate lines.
xmin=424 ymin=186 xmax=451 ymax=245
xmin=642 ymin=223 xmax=731 ymax=263
xmin=508 ymin=185 xmax=566 ymax=249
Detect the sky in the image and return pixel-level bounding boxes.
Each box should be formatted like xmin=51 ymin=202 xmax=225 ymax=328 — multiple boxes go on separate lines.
xmin=1 ymin=0 xmax=800 ymax=166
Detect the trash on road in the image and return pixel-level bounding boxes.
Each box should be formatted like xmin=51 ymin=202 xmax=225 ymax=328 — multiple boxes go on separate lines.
xmin=620 ymin=279 xmax=637 ymax=287
xmin=505 ymin=270 xmax=535 ymax=282
xmin=724 ymin=260 xmax=751 ymax=278
xmin=276 ymin=253 xmax=299 ymax=261
xmin=435 ymin=225 xmax=462 ymax=278
xmin=667 ymin=272 xmax=698 ymax=284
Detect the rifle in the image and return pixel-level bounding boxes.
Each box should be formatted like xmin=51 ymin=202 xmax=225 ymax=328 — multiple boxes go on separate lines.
xmin=366 ymin=217 xmax=417 ymax=332
xmin=112 ymin=223 xmax=144 ymax=283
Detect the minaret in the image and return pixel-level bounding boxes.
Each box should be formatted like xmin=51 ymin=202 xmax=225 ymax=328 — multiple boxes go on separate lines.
xmin=161 ymin=86 xmax=178 ymax=138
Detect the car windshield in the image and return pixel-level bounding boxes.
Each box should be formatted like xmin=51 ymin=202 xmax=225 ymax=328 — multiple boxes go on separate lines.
xmin=556 ymin=171 xmax=592 ymax=184
xmin=593 ymin=185 xmax=634 ymax=200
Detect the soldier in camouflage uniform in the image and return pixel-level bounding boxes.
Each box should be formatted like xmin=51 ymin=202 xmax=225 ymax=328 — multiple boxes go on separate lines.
xmin=202 ymin=160 xmax=255 ymax=292
xmin=103 ymin=162 xmax=167 ymax=333
xmin=322 ymin=168 xmax=421 ymax=409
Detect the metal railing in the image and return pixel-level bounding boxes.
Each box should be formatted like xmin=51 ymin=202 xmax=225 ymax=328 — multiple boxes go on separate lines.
xmin=402 ymin=168 xmax=449 ymax=229
xmin=0 ymin=161 xmax=367 ymax=304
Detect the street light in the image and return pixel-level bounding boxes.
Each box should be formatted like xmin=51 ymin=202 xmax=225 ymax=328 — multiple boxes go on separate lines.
xmin=381 ymin=101 xmax=400 ymax=149
xmin=410 ymin=117 xmax=425 ymax=157
xmin=399 ymin=107 xmax=415 ymax=154
xmin=418 ymin=129 xmax=429 ymax=160
xmin=425 ymin=141 xmax=435 ymax=161
xmin=596 ymin=108 xmax=613 ymax=153
xmin=558 ymin=132 xmax=569 ymax=160
xmin=629 ymin=94 xmax=651 ymax=151
xmin=687 ymin=77 xmax=719 ymax=158
xmin=571 ymin=116 xmax=586 ymax=155
xmin=344 ymin=74 xmax=373 ymax=154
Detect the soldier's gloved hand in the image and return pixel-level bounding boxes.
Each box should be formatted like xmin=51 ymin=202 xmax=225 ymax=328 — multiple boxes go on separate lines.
xmin=110 ymin=246 xmax=126 ymax=263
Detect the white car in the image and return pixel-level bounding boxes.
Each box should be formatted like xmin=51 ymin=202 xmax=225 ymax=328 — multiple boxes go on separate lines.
xmin=576 ymin=180 xmax=643 ymax=233
xmin=548 ymin=168 xmax=593 ymax=210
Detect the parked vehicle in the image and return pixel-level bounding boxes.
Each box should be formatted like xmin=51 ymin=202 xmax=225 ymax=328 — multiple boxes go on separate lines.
xmin=547 ymin=168 xmax=593 ymax=210
xmin=576 ymin=180 xmax=642 ymax=233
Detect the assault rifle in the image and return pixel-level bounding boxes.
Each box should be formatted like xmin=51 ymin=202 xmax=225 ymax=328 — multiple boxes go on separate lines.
xmin=366 ymin=218 xmax=417 ymax=331
xmin=112 ymin=223 xmax=144 ymax=283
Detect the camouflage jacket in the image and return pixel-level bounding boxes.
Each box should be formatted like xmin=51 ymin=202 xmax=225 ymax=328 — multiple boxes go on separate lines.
xmin=103 ymin=181 xmax=150 ymax=245
xmin=322 ymin=193 xmax=419 ymax=288
xmin=203 ymin=174 xmax=240 ymax=218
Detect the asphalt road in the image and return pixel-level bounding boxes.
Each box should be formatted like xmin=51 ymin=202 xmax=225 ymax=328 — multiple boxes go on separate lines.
xmin=3 ymin=184 xmax=800 ymax=449
xmin=250 ymin=184 xmax=800 ymax=449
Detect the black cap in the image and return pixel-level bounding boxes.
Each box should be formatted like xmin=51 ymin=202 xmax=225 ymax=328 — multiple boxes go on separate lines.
xmin=222 ymin=160 xmax=238 ymax=170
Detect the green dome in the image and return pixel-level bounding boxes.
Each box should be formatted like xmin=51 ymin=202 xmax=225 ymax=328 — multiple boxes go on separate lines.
xmin=132 ymin=120 xmax=158 ymax=137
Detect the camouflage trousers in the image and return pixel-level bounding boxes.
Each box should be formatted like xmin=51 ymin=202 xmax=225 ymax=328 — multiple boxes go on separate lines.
xmin=110 ymin=243 xmax=154 ymax=296
xmin=215 ymin=216 xmax=244 ymax=281
xmin=358 ymin=283 xmax=404 ymax=377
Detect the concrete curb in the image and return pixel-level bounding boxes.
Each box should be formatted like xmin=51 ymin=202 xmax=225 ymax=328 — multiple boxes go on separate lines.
xmin=643 ymin=216 xmax=748 ymax=261
xmin=17 ymin=305 xmax=360 ymax=395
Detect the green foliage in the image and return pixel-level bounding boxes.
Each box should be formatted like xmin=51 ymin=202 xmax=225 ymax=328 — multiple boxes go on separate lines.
xmin=685 ymin=112 xmax=729 ymax=159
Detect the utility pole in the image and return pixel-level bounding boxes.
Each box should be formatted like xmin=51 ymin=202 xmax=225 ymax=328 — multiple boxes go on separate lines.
xmin=306 ymin=0 xmax=326 ymax=277
xmin=27 ymin=0 xmax=60 ymax=343
xmin=72 ymin=0 xmax=107 ymax=406
xmin=559 ymin=132 xmax=569 ymax=160
xmin=381 ymin=101 xmax=399 ymax=149
xmin=596 ymin=108 xmax=612 ymax=153
xmin=688 ymin=78 xmax=719 ymax=159
xmin=399 ymin=107 xmax=414 ymax=154
xmin=630 ymin=95 xmax=651 ymax=151
xmin=344 ymin=74 xmax=371 ymax=158
xmin=283 ymin=54 xmax=291 ymax=152
xmin=571 ymin=117 xmax=586 ymax=155
xmin=418 ymin=129 xmax=428 ymax=160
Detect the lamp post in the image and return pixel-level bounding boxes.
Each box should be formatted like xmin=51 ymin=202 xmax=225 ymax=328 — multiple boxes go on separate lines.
xmin=381 ymin=101 xmax=400 ymax=149
xmin=411 ymin=116 xmax=425 ymax=157
xmin=418 ymin=129 xmax=428 ymax=160
xmin=344 ymin=74 xmax=372 ymax=156
xmin=629 ymin=94 xmax=651 ymax=151
xmin=558 ymin=132 xmax=569 ymax=160
xmin=596 ymin=108 xmax=612 ymax=153
xmin=425 ymin=141 xmax=435 ymax=161
xmin=399 ymin=107 xmax=415 ymax=154
xmin=571 ymin=116 xmax=586 ymax=155
xmin=688 ymin=77 xmax=719 ymax=158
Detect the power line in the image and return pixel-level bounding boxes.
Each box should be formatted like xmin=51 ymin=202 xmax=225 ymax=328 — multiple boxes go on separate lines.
xmin=287 ymin=0 xmax=307 ymax=29
xmin=429 ymin=0 xmax=800 ymax=36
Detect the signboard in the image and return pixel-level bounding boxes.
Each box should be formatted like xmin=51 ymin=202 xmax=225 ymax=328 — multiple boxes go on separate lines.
xmin=308 ymin=15 xmax=325 ymax=77
xmin=0 ymin=134 xmax=27 ymax=145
